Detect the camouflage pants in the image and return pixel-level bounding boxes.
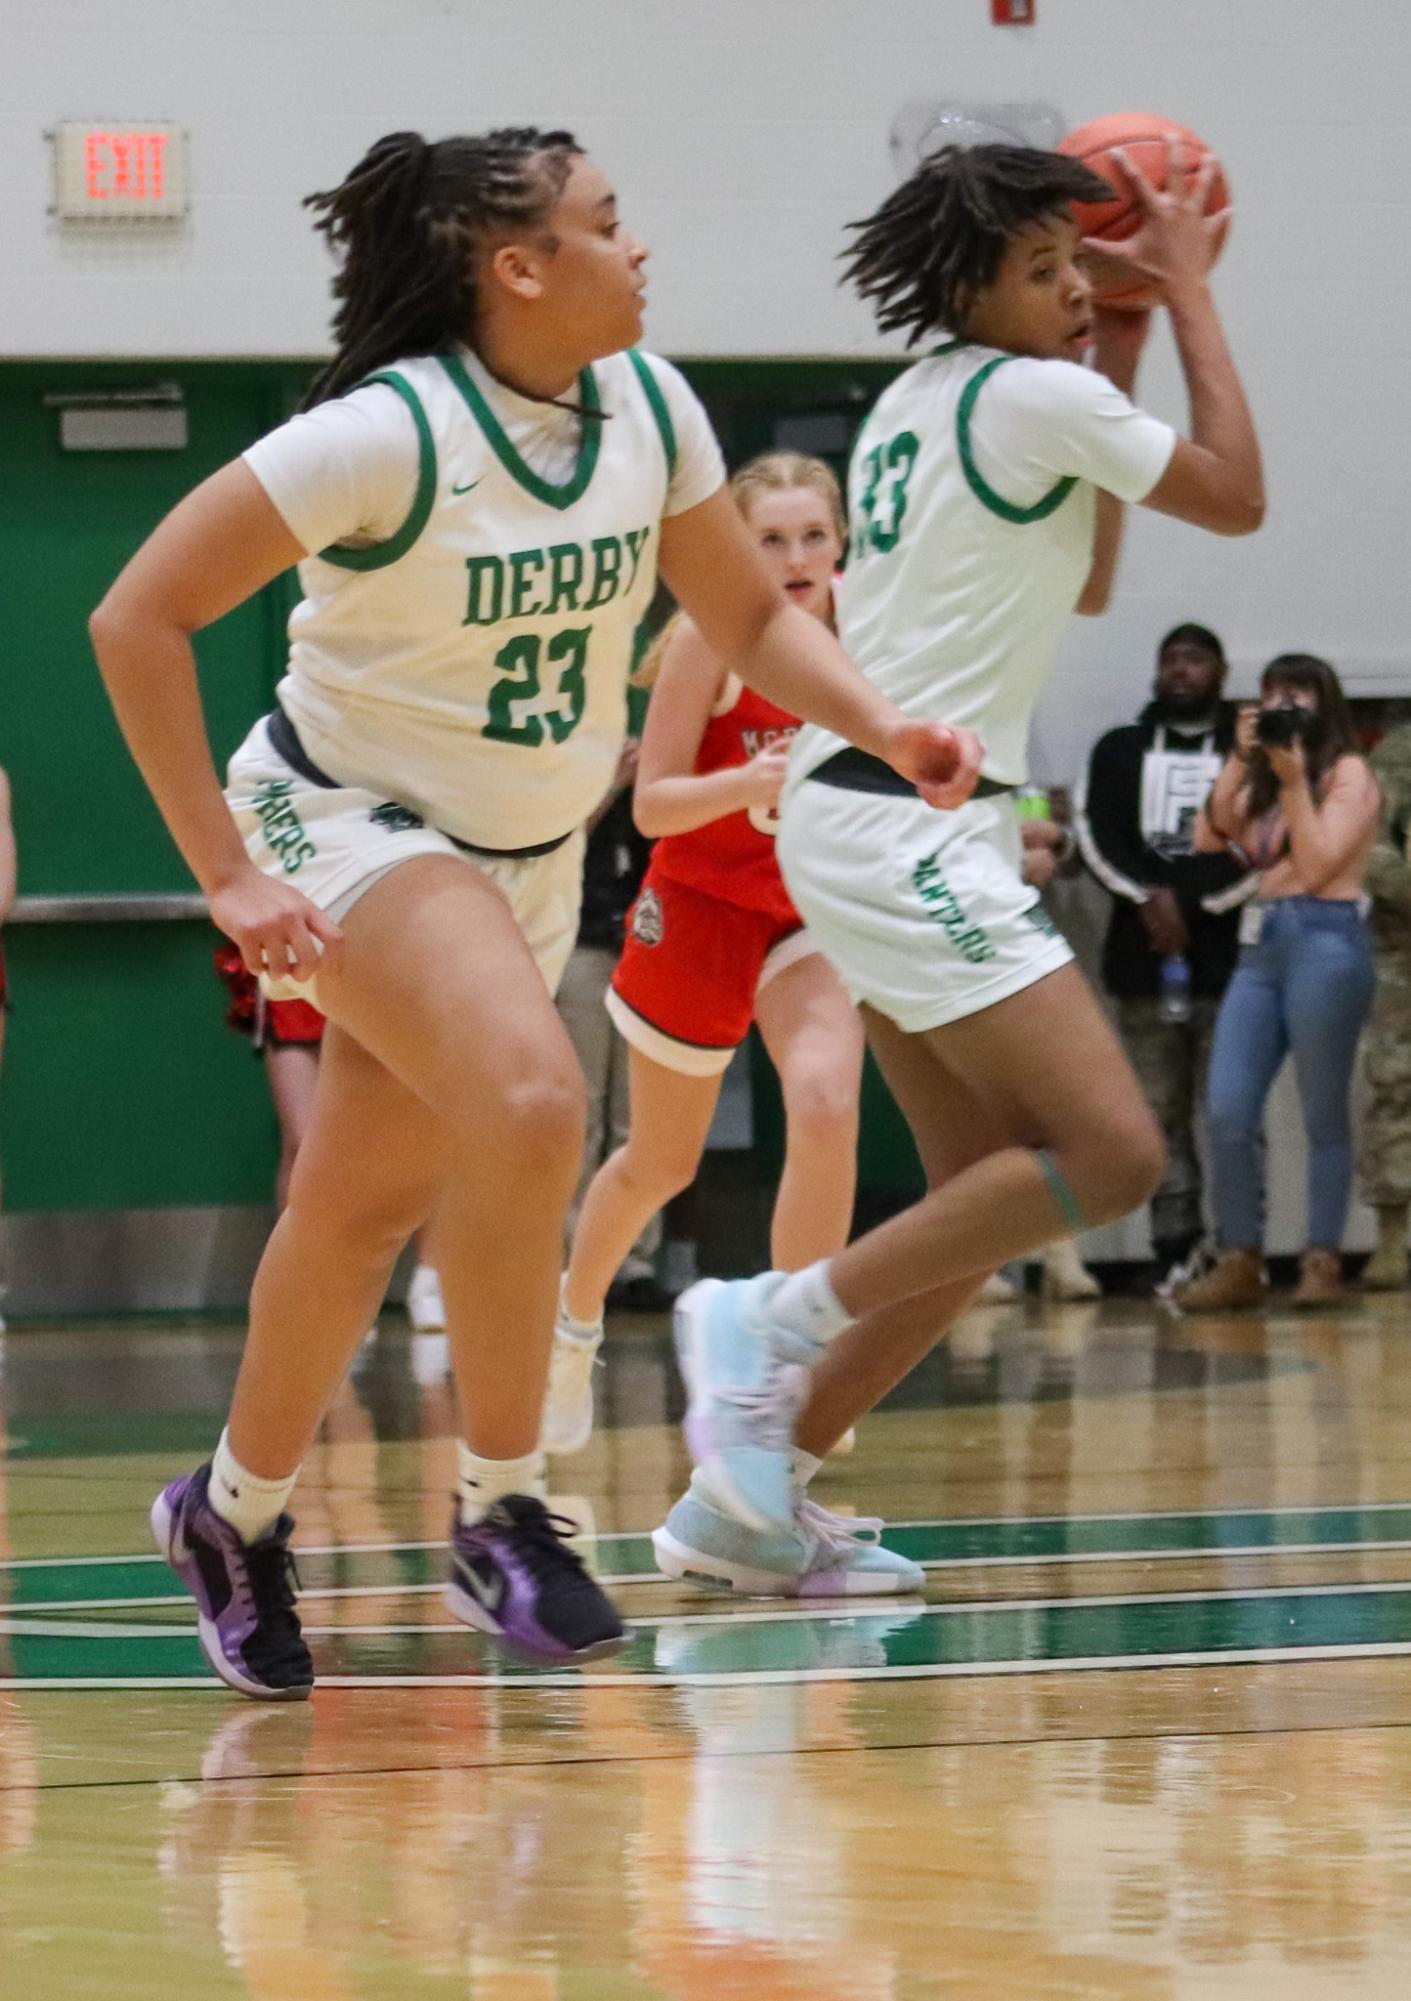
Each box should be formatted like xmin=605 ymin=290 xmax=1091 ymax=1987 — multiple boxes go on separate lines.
xmin=1117 ymin=995 xmax=1221 ymax=1251
xmin=1357 ymin=963 xmax=1411 ymax=1206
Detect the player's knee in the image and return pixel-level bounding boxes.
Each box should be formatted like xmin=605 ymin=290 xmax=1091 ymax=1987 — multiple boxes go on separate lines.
xmin=489 ymin=1069 xmax=587 ymax=1180
xmin=621 ymin=1133 xmax=701 ymax=1205
xmin=1064 ymin=1113 xmax=1165 ymax=1226
xmin=783 ymin=1068 xmax=860 ymax=1149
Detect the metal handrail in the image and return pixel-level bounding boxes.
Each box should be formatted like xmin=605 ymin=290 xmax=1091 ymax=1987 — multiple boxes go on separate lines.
xmin=8 ymin=893 xmax=209 ymax=924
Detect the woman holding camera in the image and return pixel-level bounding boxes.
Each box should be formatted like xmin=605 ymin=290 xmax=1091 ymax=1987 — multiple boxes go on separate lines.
xmin=1178 ymin=655 xmax=1379 ymax=1310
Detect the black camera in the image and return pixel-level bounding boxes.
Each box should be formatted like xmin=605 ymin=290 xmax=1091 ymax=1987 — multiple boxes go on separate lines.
xmin=1255 ymin=702 xmax=1319 ymax=750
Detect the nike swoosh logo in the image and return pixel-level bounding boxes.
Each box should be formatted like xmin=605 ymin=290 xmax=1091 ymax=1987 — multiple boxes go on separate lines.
xmin=451 ymin=478 xmax=482 ymax=496
xmin=456 ymin=1557 xmax=506 ymax=1616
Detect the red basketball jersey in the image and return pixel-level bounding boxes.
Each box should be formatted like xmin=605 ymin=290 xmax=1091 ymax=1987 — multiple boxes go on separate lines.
xmin=649 ymin=681 xmax=801 ymax=921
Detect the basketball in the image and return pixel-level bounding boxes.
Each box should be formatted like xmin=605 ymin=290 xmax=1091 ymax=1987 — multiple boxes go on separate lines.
xmin=1057 ymin=112 xmax=1230 ymax=309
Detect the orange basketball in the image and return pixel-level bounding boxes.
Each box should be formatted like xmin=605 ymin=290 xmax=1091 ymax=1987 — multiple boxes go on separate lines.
xmin=1057 ymin=112 xmax=1230 ymax=309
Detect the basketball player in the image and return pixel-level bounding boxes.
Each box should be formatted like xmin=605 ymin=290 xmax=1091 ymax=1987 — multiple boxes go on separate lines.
xmin=89 ymin=128 xmax=980 ymax=1694
xmin=551 ymin=455 xmax=908 ymax=1591
xmin=662 ymin=139 xmax=1264 ymax=1568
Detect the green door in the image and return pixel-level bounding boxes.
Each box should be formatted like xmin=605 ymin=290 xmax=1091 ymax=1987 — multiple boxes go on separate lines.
xmin=0 ymin=363 xmax=307 ymax=1211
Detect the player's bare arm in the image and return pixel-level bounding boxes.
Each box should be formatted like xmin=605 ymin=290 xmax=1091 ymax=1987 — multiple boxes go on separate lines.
xmin=660 ymin=488 xmax=983 ymax=809
xmin=89 ymin=460 xmax=344 ymax=978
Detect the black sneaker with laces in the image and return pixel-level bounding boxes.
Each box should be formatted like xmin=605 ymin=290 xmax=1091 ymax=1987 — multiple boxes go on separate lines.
xmin=150 ymin=1464 xmax=314 ymax=1701
xmin=444 ymin=1493 xmax=625 ymax=1664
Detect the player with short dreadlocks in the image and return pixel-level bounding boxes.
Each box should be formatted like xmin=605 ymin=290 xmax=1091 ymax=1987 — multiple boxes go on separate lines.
xmin=91 ymin=127 xmax=980 ymax=1689
xmin=660 ymin=141 xmax=1265 ymax=1572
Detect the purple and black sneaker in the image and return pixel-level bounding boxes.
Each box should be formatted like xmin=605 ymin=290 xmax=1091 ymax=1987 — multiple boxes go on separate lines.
xmin=150 ymin=1465 xmax=314 ymax=1702
xmin=444 ymin=1493 xmax=625 ymax=1665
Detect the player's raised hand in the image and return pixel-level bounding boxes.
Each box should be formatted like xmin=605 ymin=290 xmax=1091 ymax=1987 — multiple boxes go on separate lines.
xmin=881 ymin=719 xmax=986 ymax=810
xmin=1085 ymin=139 xmax=1231 ymax=300
xmin=209 ymin=862 xmax=344 ymax=982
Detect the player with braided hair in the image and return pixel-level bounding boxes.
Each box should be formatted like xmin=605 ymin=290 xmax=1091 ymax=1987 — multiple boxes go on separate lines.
xmin=661 ymin=140 xmax=1265 ymax=1564
xmin=91 ymin=127 xmax=980 ymax=1692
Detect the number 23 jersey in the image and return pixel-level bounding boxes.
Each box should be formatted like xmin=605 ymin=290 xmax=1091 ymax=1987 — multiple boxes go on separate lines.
xmin=243 ymin=345 xmax=723 ymax=852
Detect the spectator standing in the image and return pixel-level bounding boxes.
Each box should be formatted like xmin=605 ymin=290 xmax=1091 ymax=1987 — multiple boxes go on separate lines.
xmin=1356 ymin=719 xmax=1411 ymax=1290
xmin=1076 ymin=624 xmax=1251 ymax=1286
xmin=1179 ymin=654 xmax=1380 ymax=1311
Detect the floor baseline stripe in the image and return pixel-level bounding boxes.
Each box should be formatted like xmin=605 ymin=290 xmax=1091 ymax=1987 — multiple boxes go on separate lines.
xmin=9 ymin=1636 xmax=1411 ymax=1692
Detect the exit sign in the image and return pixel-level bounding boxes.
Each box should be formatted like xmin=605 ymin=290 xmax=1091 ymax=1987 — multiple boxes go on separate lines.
xmin=50 ymin=122 xmax=190 ymax=221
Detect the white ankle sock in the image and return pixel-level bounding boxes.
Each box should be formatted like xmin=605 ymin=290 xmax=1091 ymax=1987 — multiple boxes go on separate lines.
xmin=456 ymin=1443 xmax=546 ymax=1524
xmin=792 ymin=1449 xmax=823 ymax=1492
xmin=558 ymin=1276 xmax=603 ymax=1340
xmin=769 ymin=1262 xmax=854 ymax=1349
xmin=208 ymin=1429 xmax=298 ymax=1544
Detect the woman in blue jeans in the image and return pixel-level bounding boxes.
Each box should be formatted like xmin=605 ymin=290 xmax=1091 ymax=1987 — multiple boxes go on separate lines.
xmin=1179 ymin=654 xmax=1380 ymax=1310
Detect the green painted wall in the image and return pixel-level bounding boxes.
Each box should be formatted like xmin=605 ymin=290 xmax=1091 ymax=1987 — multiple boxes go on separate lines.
xmin=0 ymin=355 xmax=911 ymax=1214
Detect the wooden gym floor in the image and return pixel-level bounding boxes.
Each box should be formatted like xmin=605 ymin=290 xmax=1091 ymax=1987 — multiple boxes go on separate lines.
xmin=3 ymin=1289 xmax=1411 ymax=1998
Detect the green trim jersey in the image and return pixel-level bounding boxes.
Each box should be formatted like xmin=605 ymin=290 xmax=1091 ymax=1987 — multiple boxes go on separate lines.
xmin=788 ymin=340 xmax=1176 ymax=791
xmin=242 ymin=346 xmax=723 ymax=851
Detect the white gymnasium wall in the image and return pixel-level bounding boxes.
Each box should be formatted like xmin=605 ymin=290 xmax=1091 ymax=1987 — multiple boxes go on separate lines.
xmin=3 ymin=0 xmax=1409 ymax=767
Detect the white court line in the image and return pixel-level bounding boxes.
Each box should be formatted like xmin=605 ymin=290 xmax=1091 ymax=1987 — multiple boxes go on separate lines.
xmin=10 ymin=1636 xmax=1411 ymax=1693
xmin=12 ymin=1538 xmax=1411 ymax=1615
xmin=5 ymin=1498 xmax=1411 ymax=1571
xmin=9 ymin=1574 xmax=1411 ymax=1643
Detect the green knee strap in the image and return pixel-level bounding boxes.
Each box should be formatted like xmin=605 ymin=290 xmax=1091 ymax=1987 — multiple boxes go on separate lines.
xmin=1037 ymin=1151 xmax=1088 ymax=1235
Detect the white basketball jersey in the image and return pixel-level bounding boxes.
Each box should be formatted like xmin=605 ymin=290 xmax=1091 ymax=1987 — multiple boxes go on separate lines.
xmin=789 ymin=339 xmax=1173 ymax=791
xmin=275 ymin=348 xmax=678 ymax=850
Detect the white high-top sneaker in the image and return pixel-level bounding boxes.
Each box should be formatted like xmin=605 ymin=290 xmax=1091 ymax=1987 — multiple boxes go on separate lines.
xmin=541 ymin=1290 xmax=604 ymax=1456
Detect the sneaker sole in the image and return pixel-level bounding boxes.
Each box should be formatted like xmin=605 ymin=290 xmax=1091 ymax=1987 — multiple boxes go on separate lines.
xmin=652 ymin=1524 xmax=921 ymax=1600
xmin=150 ymin=1492 xmax=312 ymax=1704
xmin=443 ymin=1581 xmax=626 ymax=1665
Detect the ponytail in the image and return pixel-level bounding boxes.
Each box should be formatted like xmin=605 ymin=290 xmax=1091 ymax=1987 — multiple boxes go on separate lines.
xmin=301 ymin=126 xmax=582 ymax=408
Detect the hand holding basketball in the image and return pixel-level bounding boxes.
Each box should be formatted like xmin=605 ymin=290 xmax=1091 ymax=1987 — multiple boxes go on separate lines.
xmin=1058 ymin=113 xmax=1231 ymax=310
xmin=1090 ymin=141 xmax=1231 ymax=306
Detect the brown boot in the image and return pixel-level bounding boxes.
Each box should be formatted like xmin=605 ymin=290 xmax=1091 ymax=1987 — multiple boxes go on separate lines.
xmin=1293 ymin=1248 xmax=1345 ymax=1309
xmin=1362 ymin=1205 xmax=1409 ymax=1290
xmin=1175 ymin=1248 xmax=1264 ymax=1312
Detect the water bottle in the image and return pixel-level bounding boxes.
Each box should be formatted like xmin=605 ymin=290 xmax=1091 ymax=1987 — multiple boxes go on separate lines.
xmin=1158 ymin=953 xmax=1192 ymax=1026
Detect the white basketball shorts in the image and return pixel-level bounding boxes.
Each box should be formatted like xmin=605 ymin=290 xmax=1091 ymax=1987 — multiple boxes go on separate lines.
xmin=225 ymin=715 xmax=585 ymax=1005
xmin=776 ymin=777 xmax=1072 ymax=1033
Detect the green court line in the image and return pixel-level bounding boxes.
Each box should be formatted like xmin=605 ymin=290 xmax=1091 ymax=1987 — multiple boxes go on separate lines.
xmin=6 ymin=1504 xmax=1411 ymax=1606
xmin=6 ymin=1582 xmax=1411 ymax=1687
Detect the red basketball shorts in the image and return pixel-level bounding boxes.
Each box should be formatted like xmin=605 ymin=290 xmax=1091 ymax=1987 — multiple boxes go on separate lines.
xmin=607 ymin=874 xmax=822 ymax=1076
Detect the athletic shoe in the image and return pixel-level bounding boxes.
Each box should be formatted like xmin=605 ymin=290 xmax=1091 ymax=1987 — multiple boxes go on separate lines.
xmin=406 ymin=1263 xmax=446 ymax=1332
xmin=1040 ymin=1239 xmax=1102 ymax=1302
xmin=974 ymin=1269 xmax=1020 ymax=1305
xmin=150 ymin=1465 xmax=314 ymax=1702
xmin=444 ymin=1493 xmax=624 ymax=1664
xmin=540 ymin=1307 xmax=603 ymax=1457
xmin=674 ymin=1297 xmax=857 ymax=1461
xmin=672 ymin=1276 xmax=812 ymax=1535
xmin=652 ymin=1476 xmax=924 ymax=1597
